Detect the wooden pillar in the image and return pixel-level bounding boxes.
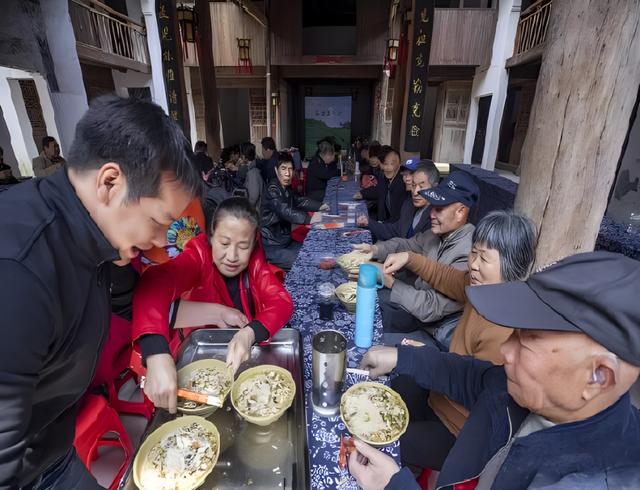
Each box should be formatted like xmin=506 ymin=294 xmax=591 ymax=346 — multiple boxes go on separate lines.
xmin=156 ymin=0 xmax=190 ymax=137
xmin=195 ymin=0 xmax=222 ymax=159
xmin=514 ymin=0 xmax=640 ymax=267
xmin=390 ymin=13 xmax=410 ymax=149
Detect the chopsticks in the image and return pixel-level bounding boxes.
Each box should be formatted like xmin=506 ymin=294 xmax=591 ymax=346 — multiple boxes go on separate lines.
xmin=177 ymin=388 xmax=224 ymax=408
xmin=345 ymin=368 xmax=388 ymax=382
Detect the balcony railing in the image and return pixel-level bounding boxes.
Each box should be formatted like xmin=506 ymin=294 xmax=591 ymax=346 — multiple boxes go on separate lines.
xmin=69 ymin=0 xmax=149 ymax=69
xmin=513 ymin=0 xmax=552 ymax=56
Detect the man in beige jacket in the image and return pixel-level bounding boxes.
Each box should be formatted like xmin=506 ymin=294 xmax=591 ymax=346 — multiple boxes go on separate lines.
xmin=32 ymin=136 xmax=64 ymax=177
xmin=353 ymin=172 xmax=479 ymax=346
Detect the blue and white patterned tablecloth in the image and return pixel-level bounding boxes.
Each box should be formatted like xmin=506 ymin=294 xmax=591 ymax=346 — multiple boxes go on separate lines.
xmin=285 ymin=178 xmax=400 ymax=489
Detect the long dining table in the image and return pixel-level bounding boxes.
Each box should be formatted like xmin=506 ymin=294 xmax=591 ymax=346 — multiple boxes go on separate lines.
xmin=119 ymin=177 xmax=400 ymax=490
xmin=285 ymin=177 xmax=401 ymax=489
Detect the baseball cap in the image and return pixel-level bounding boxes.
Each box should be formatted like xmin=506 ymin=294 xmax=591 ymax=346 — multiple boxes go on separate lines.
xmin=400 ymin=158 xmax=420 ymax=172
xmin=466 ymin=251 xmax=640 ymax=366
xmin=419 ymin=171 xmax=479 ymax=208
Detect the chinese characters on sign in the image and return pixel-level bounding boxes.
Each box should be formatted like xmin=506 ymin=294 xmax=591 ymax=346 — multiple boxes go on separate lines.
xmin=156 ymin=1 xmax=187 ymax=131
xmin=404 ymin=0 xmax=435 ymax=153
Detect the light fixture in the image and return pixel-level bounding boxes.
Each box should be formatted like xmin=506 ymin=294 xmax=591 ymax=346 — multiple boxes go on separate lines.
xmin=236 ymin=38 xmax=252 ymax=74
xmin=237 ymin=38 xmax=251 ymax=61
xmin=271 ymin=91 xmax=280 ymax=106
xmin=387 ymin=39 xmax=400 ymax=62
xmin=177 ymin=5 xmax=197 ymax=43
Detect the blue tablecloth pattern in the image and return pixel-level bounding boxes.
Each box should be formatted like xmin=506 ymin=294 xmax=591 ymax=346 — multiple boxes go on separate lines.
xmin=285 ymin=178 xmax=400 ymax=489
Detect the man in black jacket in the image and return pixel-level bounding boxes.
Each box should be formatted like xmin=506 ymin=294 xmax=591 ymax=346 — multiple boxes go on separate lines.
xmin=356 ymin=146 xmax=407 ymax=223
xmin=258 ymin=136 xmax=279 ymax=182
xmin=0 ymin=96 xmax=200 ymax=489
xmin=357 ymin=160 xmax=439 ymax=241
xmin=260 ymin=152 xmax=327 ymax=270
xmin=306 ymin=139 xmax=340 ymax=201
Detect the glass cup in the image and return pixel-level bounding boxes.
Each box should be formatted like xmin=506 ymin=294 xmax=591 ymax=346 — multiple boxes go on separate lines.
xmin=317 ymin=282 xmax=336 ymax=321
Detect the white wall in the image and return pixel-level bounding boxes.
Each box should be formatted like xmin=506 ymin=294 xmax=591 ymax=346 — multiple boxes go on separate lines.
xmin=111 ymin=69 xmax=154 ymax=99
xmin=0 ymin=106 xmax=19 ymax=176
xmin=40 ymin=0 xmax=89 ymax=155
xmin=463 ymin=0 xmax=522 ymax=170
xmin=141 ymin=0 xmax=168 ymax=112
xmin=126 ymin=0 xmax=144 ymax=24
xmin=0 ymin=67 xmax=61 ymax=176
xmin=184 ymin=67 xmax=198 ymax=145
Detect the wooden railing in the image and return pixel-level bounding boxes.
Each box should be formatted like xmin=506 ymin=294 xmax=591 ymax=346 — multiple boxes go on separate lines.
xmin=513 ymin=0 xmax=552 ymax=56
xmin=69 ymin=0 xmax=149 ymax=66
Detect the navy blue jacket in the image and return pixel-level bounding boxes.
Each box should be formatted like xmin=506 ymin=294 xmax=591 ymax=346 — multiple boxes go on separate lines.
xmin=306 ymin=155 xmax=340 ymax=202
xmin=367 ymin=198 xmax=431 ymax=242
xmin=361 ymin=172 xmax=407 ymax=223
xmin=386 ymin=346 xmax=640 ymax=490
xmin=259 ymin=152 xmax=280 ymax=183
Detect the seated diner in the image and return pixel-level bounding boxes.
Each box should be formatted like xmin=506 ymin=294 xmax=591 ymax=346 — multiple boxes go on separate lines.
xmin=351 ymin=251 xmax=640 ymax=490
xmin=383 ymin=209 xmax=537 ymax=471
xmin=132 ymin=197 xmax=294 ymax=413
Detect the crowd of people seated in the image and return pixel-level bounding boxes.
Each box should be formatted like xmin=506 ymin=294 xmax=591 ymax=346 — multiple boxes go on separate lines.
xmin=0 ymin=95 xmax=638 ymax=489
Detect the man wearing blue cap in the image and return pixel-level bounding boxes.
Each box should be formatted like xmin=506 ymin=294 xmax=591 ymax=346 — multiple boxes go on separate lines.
xmin=354 ymin=171 xmax=479 ymax=345
xmin=357 ymin=160 xmax=439 ymax=241
xmin=352 ymin=251 xmax=640 ymax=490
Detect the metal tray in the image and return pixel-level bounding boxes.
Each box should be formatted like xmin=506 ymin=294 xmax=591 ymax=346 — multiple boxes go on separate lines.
xmin=119 ymin=328 xmax=309 ymax=490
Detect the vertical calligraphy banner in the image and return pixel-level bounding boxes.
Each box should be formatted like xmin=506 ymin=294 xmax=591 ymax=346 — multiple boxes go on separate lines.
xmin=156 ymin=1 xmax=188 ymax=134
xmin=404 ymin=0 xmax=435 ymax=153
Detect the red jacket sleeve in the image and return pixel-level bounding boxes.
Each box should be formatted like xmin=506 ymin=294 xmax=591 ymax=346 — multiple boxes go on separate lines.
xmin=250 ymin=251 xmax=294 ymax=340
xmin=132 ymin=242 xmax=204 ymax=344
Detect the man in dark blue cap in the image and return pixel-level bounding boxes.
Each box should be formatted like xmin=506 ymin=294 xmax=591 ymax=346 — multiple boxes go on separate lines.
xmin=356 ymin=160 xmax=440 ymax=241
xmin=353 ymin=171 xmax=479 ymax=346
xmin=352 ymin=251 xmax=640 ymax=490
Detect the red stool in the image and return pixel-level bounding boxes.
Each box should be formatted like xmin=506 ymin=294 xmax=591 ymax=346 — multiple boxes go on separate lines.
xmin=74 ymin=394 xmax=133 ymax=490
xmin=417 ymin=468 xmax=432 ymax=490
xmin=291 ymin=224 xmax=311 ymax=243
xmin=107 ymin=345 xmax=155 ymax=421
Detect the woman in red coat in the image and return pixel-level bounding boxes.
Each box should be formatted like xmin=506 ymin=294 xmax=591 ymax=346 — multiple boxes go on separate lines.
xmin=132 ymin=197 xmax=293 ymax=413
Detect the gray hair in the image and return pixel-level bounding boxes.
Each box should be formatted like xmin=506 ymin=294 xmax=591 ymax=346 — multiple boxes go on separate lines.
xmin=472 ymin=210 xmax=537 ymax=282
xmin=414 ymin=161 xmax=440 ymax=187
xmin=318 ymin=140 xmax=334 ymax=156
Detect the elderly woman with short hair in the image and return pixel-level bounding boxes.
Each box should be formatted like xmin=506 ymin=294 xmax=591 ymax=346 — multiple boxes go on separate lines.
xmin=382 ymin=209 xmax=537 ymax=471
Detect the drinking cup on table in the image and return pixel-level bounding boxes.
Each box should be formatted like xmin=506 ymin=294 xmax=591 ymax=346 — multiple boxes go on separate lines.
xmin=317 ymin=282 xmax=336 ymax=321
xmin=311 ymin=330 xmax=347 ymax=417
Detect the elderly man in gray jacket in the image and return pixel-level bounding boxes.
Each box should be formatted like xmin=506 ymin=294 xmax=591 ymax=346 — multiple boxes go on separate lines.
xmin=354 ymin=172 xmax=479 ymax=347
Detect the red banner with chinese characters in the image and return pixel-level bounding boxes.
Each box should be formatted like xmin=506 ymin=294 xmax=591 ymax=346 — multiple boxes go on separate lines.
xmin=404 ymin=0 xmax=435 ymax=153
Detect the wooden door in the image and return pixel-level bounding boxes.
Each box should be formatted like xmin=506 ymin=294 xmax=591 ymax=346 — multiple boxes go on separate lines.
xmin=436 ymin=83 xmax=470 ymax=162
xmin=18 ymin=79 xmax=48 ymax=152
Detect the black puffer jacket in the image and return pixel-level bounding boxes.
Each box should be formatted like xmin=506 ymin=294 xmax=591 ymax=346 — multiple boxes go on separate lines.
xmin=0 ymin=169 xmax=118 ymax=488
xmin=260 ymin=180 xmax=321 ymax=247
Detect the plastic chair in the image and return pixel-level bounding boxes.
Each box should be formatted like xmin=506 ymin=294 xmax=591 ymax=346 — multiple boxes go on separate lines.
xmin=417 ymin=468 xmax=432 ymax=490
xmin=291 ymin=224 xmax=311 ymax=243
xmin=107 ymin=344 xmax=155 ymax=421
xmin=74 ymin=394 xmax=133 ymax=490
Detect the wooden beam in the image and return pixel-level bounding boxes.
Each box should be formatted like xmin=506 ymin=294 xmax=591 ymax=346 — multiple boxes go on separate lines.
xmin=232 ymin=0 xmax=267 ymax=27
xmin=514 ymin=0 xmax=640 ymax=267
xmin=277 ymin=65 xmax=381 ymax=79
xmin=505 ymin=43 xmax=544 ymax=68
xmin=75 ymin=43 xmax=150 ymax=73
xmin=170 ymin=0 xmax=191 ymax=138
xmin=195 ymin=0 xmax=222 ymax=158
